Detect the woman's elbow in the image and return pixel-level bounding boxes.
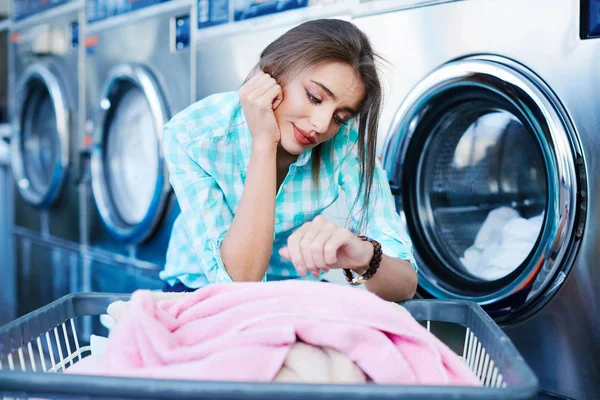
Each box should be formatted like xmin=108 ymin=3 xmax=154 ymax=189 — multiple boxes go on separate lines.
xmin=398 ymin=260 xmax=418 ymax=301
xmin=224 ymin=262 xmax=266 ymax=283
xmin=405 ymin=266 xmax=418 ymax=299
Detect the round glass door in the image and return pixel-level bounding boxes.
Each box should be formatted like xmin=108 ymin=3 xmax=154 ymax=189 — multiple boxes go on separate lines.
xmin=22 ymin=85 xmax=60 ymax=196
xmin=11 ymin=64 xmax=69 ymax=206
xmin=420 ymin=106 xmax=547 ymax=282
xmin=91 ymin=65 xmax=170 ymax=244
xmin=105 ymin=87 xmax=159 ymax=226
xmin=383 ymin=56 xmax=586 ymax=322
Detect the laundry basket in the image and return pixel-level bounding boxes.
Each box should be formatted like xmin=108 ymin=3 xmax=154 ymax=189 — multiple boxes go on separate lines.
xmin=0 ymin=293 xmax=538 ymax=400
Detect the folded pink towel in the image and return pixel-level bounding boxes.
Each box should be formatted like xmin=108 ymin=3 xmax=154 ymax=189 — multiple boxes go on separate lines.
xmin=68 ymin=280 xmax=481 ymax=386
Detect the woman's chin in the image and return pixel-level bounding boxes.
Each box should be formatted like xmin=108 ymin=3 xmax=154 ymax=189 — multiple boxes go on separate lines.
xmin=280 ymin=135 xmax=306 ymax=156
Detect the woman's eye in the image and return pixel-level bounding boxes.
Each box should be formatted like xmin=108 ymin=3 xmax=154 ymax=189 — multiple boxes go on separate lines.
xmin=333 ymin=115 xmax=347 ymax=125
xmin=306 ymin=91 xmax=321 ymax=105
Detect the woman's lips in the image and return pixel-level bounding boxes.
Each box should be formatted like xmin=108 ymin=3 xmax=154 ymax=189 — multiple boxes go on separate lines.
xmin=293 ymin=124 xmax=317 ymax=145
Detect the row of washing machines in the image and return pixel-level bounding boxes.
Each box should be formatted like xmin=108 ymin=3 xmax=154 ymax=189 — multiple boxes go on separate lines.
xmin=2 ymin=0 xmax=600 ymax=398
xmin=4 ymin=0 xmax=192 ymax=321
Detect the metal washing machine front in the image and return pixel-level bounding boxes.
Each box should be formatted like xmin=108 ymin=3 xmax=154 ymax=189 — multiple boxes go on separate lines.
xmin=82 ymin=0 xmax=193 ymax=294
xmin=9 ymin=0 xmax=85 ymax=317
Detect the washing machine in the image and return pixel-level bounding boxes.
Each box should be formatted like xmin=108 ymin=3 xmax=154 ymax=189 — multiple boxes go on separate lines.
xmin=9 ymin=0 xmax=85 ymax=316
xmin=82 ymin=0 xmax=192 ymax=293
xmin=351 ymin=0 xmax=600 ymax=398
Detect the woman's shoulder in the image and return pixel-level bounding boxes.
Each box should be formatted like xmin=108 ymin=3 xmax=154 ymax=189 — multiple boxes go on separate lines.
xmin=165 ymin=91 xmax=240 ymax=146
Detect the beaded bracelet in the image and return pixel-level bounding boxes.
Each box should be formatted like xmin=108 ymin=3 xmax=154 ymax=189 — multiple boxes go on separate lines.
xmin=343 ymin=235 xmax=382 ymax=286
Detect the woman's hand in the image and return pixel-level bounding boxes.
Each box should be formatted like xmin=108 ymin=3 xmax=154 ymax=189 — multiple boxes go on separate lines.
xmin=238 ymin=71 xmax=283 ymax=147
xmin=279 ymin=215 xmax=373 ymax=278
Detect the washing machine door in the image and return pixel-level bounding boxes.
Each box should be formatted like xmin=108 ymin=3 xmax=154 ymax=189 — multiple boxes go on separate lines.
xmin=91 ymin=64 xmax=170 ymax=244
xmin=383 ymin=56 xmax=586 ymax=324
xmin=11 ymin=63 xmax=70 ymax=207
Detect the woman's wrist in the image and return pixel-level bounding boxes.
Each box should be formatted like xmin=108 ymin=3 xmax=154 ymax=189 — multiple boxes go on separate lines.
xmin=251 ymin=139 xmax=279 ymax=153
xmin=350 ymin=239 xmax=374 ymax=274
xmin=343 ymin=236 xmax=383 ymax=286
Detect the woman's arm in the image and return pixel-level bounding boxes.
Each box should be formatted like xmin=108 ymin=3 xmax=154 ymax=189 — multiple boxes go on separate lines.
xmin=162 ymin=121 xmax=236 ymax=284
xmin=352 ymin=241 xmax=418 ymax=302
xmin=280 ymin=216 xmax=417 ymax=302
xmin=220 ymin=143 xmax=278 ymax=281
xmin=220 ymin=72 xmax=283 ymax=281
xmin=337 ymin=130 xmax=418 ymax=301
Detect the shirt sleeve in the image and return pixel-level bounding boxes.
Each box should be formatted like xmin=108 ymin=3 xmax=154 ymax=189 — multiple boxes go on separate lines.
xmin=337 ymin=128 xmax=417 ymax=271
xmin=163 ymin=122 xmax=267 ymax=283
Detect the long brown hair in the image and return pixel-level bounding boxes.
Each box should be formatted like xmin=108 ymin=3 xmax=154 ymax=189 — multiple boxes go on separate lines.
xmin=248 ymin=19 xmax=383 ymax=233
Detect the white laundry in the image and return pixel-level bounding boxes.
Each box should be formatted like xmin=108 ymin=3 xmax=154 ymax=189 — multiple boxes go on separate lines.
xmin=460 ymin=207 xmax=544 ymax=281
xmin=90 ymin=334 xmax=109 ymax=356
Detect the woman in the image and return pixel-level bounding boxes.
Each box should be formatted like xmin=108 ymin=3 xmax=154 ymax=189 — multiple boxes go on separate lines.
xmin=160 ymin=19 xmax=417 ymax=302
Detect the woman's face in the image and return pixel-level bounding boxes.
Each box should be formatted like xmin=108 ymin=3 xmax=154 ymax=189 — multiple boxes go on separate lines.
xmin=274 ymin=61 xmax=365 ymax=156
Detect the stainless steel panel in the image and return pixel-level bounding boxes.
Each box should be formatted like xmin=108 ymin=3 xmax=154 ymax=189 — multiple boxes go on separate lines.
xmin=90 ymin=258 xmax=163 ymax=293
xmin=350 ymin=0 xmax=599 ymax=397
xmin=195 ymin=25 xmax=289 ymax=100
xmin=192 ymin=1 xmax=464 ymax=100
xmin=135 ymin=197 xmax=179 ymax=266
xmin=14 ymin=186 xmax=42 ymax=231
xmin=48 ymin=170 xmax=81 ymax=242
xmin=15 ymin=235 xmax=80 ymax=316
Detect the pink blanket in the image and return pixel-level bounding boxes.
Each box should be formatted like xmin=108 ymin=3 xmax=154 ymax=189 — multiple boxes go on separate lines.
xmin=68 ymin=281 xmax=481 ymax=386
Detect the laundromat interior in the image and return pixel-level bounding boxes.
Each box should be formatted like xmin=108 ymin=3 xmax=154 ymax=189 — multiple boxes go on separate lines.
xmin=0 ymin=0 xmax=599 ymax=399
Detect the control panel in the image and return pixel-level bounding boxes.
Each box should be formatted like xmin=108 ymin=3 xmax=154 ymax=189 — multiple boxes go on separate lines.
xmin=86 ymin=0 xmax=171 ymax=23
xmin=12 ymin=0 xmax=70 ymax=21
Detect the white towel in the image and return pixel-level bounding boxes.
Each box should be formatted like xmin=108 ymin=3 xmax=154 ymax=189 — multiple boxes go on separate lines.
xmin=461 ymin=207 xmax=544 ymax=280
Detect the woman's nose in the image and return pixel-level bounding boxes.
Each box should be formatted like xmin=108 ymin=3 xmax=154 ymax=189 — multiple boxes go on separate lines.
xmin=309 ymin=108 xmax=332 ymax=134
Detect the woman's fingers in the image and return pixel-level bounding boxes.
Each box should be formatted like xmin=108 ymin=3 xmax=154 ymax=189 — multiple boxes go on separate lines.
xmin=282 ymin=216 xmax=348 ymax=278
xmin=238 ymin=71 xmax=282 ymax=145
xmin=309 ymin=221 xmax=338 ymax=270
xmin=323 ymin=229 xmax=353 ymax=266
xmin=288 ymin=216 xmax=337 ymax=278
xmin=265 ymin=84 xmax=283 ymax=109
xmin=301 ymin=216 xmax=334 ymax=278
xmin=285 ymin=223 xmax=310 ymax=277
xmin=242 ymin=72 xmax=280 ymax=106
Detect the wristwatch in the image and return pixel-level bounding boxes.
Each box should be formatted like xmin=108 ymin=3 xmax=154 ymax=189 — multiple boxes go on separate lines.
xmin=343 ymin=235 xmax=382 ymax=286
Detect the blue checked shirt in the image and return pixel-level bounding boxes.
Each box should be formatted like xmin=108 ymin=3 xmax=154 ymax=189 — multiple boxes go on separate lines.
xmin=160 ymin=91 xmax=416 ymax=288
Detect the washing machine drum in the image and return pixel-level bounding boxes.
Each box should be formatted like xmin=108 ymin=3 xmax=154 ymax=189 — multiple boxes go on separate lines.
xmin=384 ymin=56 xmax=586 ymax=322
xmin=418 ymin=106 xmax=547 ymax=280
xmin=91 ymin=65 xmax=171 ymax=244
xmin=11 ymin=64 xmax=70 ymax=207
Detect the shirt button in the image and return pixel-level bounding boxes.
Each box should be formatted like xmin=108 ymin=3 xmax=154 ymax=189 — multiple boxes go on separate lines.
xmin=275 ymin=218 xmax=280 ymax=224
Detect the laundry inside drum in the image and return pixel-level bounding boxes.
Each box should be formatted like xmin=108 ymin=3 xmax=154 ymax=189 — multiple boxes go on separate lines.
xmin=421 ymin=107 xmax=547 ymax=281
